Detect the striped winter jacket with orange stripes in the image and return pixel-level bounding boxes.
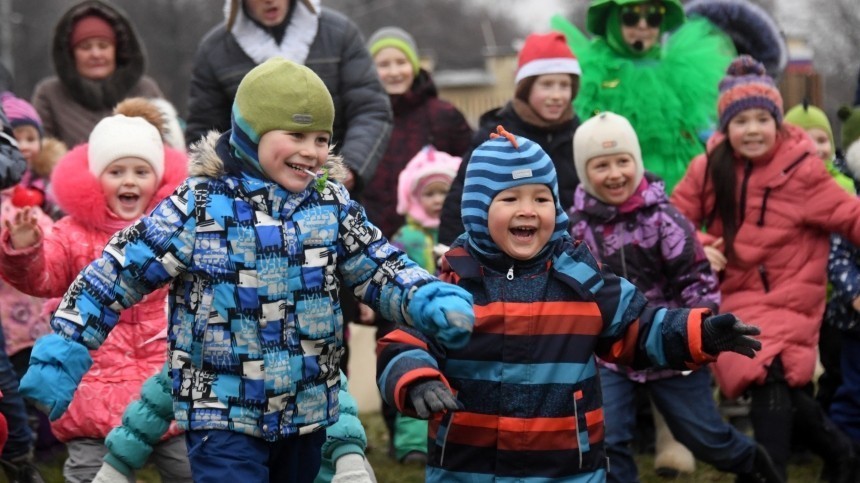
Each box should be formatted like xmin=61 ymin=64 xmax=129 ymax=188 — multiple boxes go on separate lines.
xmin=377 ymin=236 xmax=715 ymax=482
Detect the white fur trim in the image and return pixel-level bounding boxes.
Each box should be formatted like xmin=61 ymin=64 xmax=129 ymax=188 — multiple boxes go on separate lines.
xmin=225 ymin=0 xmax=321 ymax=66
xmin=845 ymin=140 xmax=860 ymax=182
xmin=515 ymin=58 xmax=581 ymax=84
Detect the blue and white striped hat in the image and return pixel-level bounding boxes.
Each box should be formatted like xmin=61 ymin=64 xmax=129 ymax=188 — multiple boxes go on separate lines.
xmin=461 ymin=126 xmax=569 ymax=255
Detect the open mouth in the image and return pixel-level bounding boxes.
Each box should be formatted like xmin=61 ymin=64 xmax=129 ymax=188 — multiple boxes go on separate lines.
xmin=510 ymin=226 xmax=537 ymax=239
xmin=287 ymin=163 xmax=312 ymax=175
xmin=118 ymin=193 xmax=140 ymax=206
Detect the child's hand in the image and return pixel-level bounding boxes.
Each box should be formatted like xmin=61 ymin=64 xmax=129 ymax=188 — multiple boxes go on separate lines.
xmin=332 ymin=453 xmax=373 ymax=483
xmin=853 ymin=295 xmax=860 ymax=313
xmin=92 ymin=461 xmax=126 ymax=483
xmin=701 ymin=313 xmax=761 ymax=358
xmin=407 ymin=380 xmax=460 ymax=419
xmin=703 ymin=237 xmax=727 ymax=272
xmin=5 ymin=207 xmax=40 ymax=249
xmin=408 ymin=282 xmax=475 ymax=349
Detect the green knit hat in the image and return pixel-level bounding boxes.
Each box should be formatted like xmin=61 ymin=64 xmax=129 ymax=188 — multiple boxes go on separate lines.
xmin=367 ymin=26 xmax=421 ymax=75
xmin=839 ymin=105 xmax=860 ymax=152
xmin=785 ymin=102 xmax=834 ymax=154
xmin=229 ymin=58 xmax=334 ymax=172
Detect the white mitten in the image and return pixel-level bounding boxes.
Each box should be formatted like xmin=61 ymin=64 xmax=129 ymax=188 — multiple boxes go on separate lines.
xmin=92 ymin=462 xmax=130 ymax=483
xmin=332 ymin=453 xmax=373 ymax=483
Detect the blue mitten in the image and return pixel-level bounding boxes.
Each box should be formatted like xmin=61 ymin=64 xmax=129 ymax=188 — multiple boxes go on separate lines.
xmin=20 ymin=334 xmax=93 ymax=421
xmin=407 ymin=282 xmax=474 ymax=349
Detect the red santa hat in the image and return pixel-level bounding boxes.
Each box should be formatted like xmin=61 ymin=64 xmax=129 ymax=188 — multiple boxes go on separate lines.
xmin=515 ymin=32 xmax=581 ymax=85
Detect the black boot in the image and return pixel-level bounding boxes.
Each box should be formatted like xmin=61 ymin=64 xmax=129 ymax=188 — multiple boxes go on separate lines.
xmin=736 ymin=444 xmax=785 ymax=483
xmin=791 ymin=386 xmax=857 ymax=483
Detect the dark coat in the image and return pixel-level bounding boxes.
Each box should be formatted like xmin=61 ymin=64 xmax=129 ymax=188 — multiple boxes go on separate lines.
xmin=361 ymin=70 xmax=472 ymax=238
xmin=185 ymin=8 xmax=392 ymax=192
xmin=438 ymin=102 xmax=580 ymax=245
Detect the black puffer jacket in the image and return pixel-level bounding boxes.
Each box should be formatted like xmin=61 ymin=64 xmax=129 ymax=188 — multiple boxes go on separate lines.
xmin=438 ymin=102 xmax=580 ymax=245
xmin=186 ymin=8 xmax=392 ymax=192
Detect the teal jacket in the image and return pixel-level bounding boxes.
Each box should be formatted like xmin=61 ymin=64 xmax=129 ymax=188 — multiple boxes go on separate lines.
xmin=104 ymin=367 xmax=367 ymax=483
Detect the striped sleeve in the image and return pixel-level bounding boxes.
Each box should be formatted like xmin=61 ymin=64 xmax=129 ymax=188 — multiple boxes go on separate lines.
xmin=376 ymin=325 xmax=451 ymax=415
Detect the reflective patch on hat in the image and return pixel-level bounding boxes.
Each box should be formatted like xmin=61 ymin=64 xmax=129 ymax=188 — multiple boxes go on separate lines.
xmin=602 ymin=140 xmax=617 ymax=148
xmin=512 ymin=169 xmax=533 ymax=179
xmin=293 ymin=114 xmax=313 ymax=124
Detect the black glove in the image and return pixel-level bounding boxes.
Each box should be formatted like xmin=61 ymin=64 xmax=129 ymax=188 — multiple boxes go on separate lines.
xmin=701 ymin=313 xmax=762 ymax=358
xmin=407 ymin=380 xmax=460 ymax=419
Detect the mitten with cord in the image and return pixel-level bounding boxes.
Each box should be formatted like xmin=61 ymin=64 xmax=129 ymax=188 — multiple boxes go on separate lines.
xmin=407 ymin=282 xmax=474 ymax=349
xmin=701 ymin=313 xmax=761 ymax=358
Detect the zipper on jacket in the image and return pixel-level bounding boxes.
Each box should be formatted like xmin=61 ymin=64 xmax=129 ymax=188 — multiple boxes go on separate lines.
xmin=506 ymin=265 xmax=514 ymax=280
xmin=757 ymin=188 xmax=772 ymax=226
xmin=738 ymin=159 xmax=753 ymax=225
xmin=758 ymin=265 xmax=770 ymax=293
xmin=573 ymin=391 xmax=583 ymax=468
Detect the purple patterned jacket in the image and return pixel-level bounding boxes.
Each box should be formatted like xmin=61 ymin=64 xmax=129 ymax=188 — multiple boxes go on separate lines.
xmin=569 ymin=174 xmax=720 ymax=381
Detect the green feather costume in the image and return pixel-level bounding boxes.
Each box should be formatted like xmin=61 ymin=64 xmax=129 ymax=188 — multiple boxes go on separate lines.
xmin=552 ymin=0 xmax=735 ymax=192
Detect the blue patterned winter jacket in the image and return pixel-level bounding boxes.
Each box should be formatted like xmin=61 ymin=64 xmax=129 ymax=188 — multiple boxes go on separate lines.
xmin=50 ymin=132 xmax=437 ymax=441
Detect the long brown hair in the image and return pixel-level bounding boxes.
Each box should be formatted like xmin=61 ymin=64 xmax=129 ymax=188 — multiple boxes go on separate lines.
xmin=703 ymin=139 xmax=739 ymax=259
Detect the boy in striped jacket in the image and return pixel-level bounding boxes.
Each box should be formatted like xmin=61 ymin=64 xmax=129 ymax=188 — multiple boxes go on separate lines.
xmin=377 ymin=127 xmax=762 ymax=482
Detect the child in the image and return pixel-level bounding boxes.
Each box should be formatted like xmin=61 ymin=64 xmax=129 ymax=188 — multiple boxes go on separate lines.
xmin=377 ymin=126 xmax=762 ymax=482
xmin=569 ymin=112 xmax=780 ymax=483
xmin=439 ymin=31 xmax=582 ymax=245
xmin=785 ymin=101 xmax=854 ymax=194
xmin=385 ymin=145 xmax=461 ymax=463
xmin=0 ymin=109 xmax=189 ymax=482
xmin=671 ymin=55 xmax=860 ymax=482
xmin=17 ymin=57 xmax=474 ymax=482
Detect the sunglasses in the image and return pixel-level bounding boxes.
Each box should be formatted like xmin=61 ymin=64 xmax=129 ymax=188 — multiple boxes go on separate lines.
xmin=620 ymin=4 xmax=666 ymax=28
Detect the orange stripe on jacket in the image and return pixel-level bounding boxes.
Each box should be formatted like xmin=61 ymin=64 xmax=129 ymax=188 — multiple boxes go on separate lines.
xmin=376 ymin=329 xmax=428 ymax=358
xmin=605 ymin=319 xmax=640 ymax=366
xmin=474 ymin=302 xmax=603 ymax=335
xmin=442 ymin=410 xmax=606 ymax=450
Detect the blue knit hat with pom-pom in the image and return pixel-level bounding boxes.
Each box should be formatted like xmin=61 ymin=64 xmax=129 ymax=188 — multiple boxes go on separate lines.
xmin=461 ymin=126 xmax=569 ymax=256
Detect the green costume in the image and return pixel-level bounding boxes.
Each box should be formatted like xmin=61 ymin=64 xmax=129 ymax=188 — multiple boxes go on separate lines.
xmin=552 ymin=0 xmax=735 ymax=192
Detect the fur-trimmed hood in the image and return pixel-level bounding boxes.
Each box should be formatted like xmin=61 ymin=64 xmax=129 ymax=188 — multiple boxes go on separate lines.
xmin=188 ymin=131 xmax=348 ymax=186
xmin=51 ymin=0 xmax=148 ymax=111
xmin=50 ymin=143 xmax=187 ymax=232
xmin=30 ymin=137 xmax=67 ymax=179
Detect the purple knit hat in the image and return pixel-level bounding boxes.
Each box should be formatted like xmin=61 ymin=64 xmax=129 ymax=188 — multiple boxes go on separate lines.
xmin=717 ymin=55 xmax=783 ymax=132
xmin=0 ymin=92 xmax=43 ymax=135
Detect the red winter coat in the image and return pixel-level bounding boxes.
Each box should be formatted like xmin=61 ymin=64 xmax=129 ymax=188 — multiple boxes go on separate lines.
xmin=0 ymin=144 xmax=186 ymax=441
xmin=671 ymin=124 xmax=860 ymax=398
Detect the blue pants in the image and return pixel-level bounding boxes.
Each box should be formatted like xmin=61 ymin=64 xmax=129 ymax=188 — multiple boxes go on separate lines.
xmin=830 ymin=334 xmax=860 ymax=443
xmin=185 ymin=429 xmax=325 ymax=483
xmin=600 ymin=367 xmax=756 ymax=483
xmin=0 ymin=329 xmax=33 ymax=460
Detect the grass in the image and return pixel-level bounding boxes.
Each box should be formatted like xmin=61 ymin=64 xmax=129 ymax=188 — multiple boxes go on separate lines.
xmin=8 ymin=412 xmax=822 ymax=482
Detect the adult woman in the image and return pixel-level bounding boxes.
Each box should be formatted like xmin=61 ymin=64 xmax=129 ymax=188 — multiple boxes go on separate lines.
xmin=31 ymin=0 xmax=162 ymax=147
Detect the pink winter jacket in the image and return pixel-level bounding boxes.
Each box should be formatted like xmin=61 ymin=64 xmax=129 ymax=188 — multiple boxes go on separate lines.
xmin=0 ymin=193 xmax=52 ymax=357
xmin=671 ymin=124 xmax=860 ymax=399
xmin=0 ymin=143 xmax=187 ymax=441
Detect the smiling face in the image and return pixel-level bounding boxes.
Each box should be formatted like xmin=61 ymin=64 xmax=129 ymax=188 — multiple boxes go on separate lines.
xmin=73 ymin=37 xmax=116 ymax=80
xmin=527 ymin=74 xmax=574 ymax=122
xmin=99 ymin=157 xmax=159 ymax=221
xmin=805 ymin=127 xmax=833 ymax=161
xmin=727 ymin=108 xmax=778 ymax=160
xmin=258 ymin=129 xmax=330 ymax=193
xmin=244 ymin=0 xmax=289 ymax=27
xmin=12 ymin=125 xmax=40 ymax=166
xmin=373 ymin=47 xmax=415 ymax=95
xmin=585 ymin=153 xmax=639 ymax=205
xmin=487 ymin=184 xmax=556 ymax=261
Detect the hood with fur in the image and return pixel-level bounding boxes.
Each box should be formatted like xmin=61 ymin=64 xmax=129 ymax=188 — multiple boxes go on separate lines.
xmin=188 ymin=131 xmax=347 ymax=185
xmin=50 ymin=143 xmax=187 ymax=232
xmin=51 ymin=0 xmax=148 ymax=111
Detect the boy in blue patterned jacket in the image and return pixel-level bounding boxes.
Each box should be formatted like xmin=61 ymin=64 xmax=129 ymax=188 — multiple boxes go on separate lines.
xmin=377 ymin=126 xmax=762 ymax=483
xmin=18 ymin=58 xmax=474 ymax=483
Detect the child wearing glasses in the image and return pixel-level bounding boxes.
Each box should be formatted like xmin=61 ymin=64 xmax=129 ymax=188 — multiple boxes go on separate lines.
xmin=552 ymin=0 xmax=733 ymax=193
